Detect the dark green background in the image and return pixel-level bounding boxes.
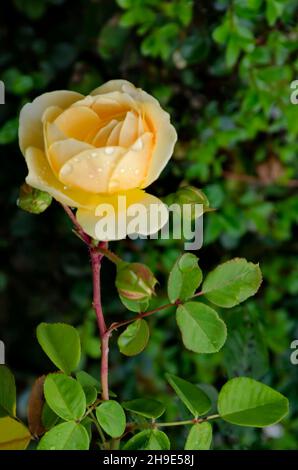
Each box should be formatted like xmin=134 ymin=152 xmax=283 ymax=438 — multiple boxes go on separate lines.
xmin=0 ymin=0 xmax=298 ymax=449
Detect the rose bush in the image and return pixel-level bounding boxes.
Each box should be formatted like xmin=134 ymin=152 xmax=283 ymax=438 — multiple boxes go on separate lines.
xmin=19 ymin=79 xmax=177 ymax=240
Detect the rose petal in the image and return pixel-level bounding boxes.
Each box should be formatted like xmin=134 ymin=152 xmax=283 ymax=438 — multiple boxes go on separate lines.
xmin=19 ymin=90 xmax=83 ymax=154
xmin=25 ymin=147 xmax=101 ymax=209
xmin=90 ymin=80 xmax=158 ymax=106
xmin=106 ymin=121 xmax=123 ymax=146
xmin=118 ymin=111 xmax=138 ymax=147
xmin=54 ymin=106 xmax=101 ymax=141
xmin=90 ymin=80 xmax=136 ymax=96
xmin=108 ymin=132 xmax=153 ymax=192
xmin=48 ymin=139 xmax=94 ymax=175
xmin=141 ymin=101 xmax=177 ymax=188
xmin=92 ymin=119 xmax=119 ymax=147
xmin=76 ymin=189 xmax=168 ymax=240
xmin=59 ymin=146 xmax=126 ymax=193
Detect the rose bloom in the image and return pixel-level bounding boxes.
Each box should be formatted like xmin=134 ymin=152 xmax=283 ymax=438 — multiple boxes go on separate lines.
xmin=19 ymin=80 xmax=177 ymax=240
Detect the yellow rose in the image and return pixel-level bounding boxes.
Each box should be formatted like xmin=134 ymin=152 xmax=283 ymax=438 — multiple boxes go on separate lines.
xmin=19 ymin=79 xmax=177 ymax=240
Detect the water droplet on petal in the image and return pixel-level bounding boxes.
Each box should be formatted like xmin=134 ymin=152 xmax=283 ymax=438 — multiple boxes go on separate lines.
xmin=132 ymin=138 xmax=143 ymax=151
xmin=121 ymin=84 xmax=130 ymax=93
xmin=109 ymin=181 xmax=119 ymax=190
xmin=91 ymin=152 xmax=98 ymax=158
xmin=60 ymin=163 xmax=73 ymax=176
xmin=105 ymin=146 xmax=114 ymax=155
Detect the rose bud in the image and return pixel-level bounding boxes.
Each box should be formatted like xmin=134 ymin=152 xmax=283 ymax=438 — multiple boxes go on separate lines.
xmin=17 ymin=183 xmax=52 ymax=214
xmin=164 ymin=186 xmax=213 ymax=221
xmin=116 ymin=262 xmax=157 ymax=301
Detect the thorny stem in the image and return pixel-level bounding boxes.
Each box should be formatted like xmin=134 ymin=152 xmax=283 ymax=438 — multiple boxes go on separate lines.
xmin=90 ymin=246 xmax=110 ymax=402
xmin=62 ymin=204 xmax=110 ymax=401
xmin=61 ymin=204 xmax=91 ymax=245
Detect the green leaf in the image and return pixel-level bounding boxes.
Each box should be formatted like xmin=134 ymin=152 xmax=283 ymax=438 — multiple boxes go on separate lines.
xmin=44 ymin=373 xmax=86 ymax=421
xmin=76 ymin=371 xmax=100 ymax=390
xmin=166 ymin=374 xmax=211 ymax=417
xmin=226 ymin=36 xmax=240 ymax=68
xmin=266 ymin=0 xmax=284 ymax=26
xmin=122 ymin=399 xmax=165 ymax=419
xmin=212 ymin=23 xmax=229 ymax=45
xmin=168 ymin=253 xmax=203 ymax=303
xmin=123 ymin=429 xmax=170 ymax=450
xmin=37 ymin=323 xmax=81 ymax=374
xmin=119 ymin=295 xmax=150 ymax=313
xmin=41 ymin=403 xmax=59 ymax=430
xmin=0 ymin=118 xmax=18 ymax=145
xmin=37 ymin=421 xmax=89 ymax=450
xmin=247 ymin=0 xmax=262 ymax=9
xmin=75 ymin=371 xmax=99 ymax=405
xmin=202 ymin=258 xmax=262 ymax=308
xmin=0 ymin=366 xmax=16 ymax=417
xmin=185 ymin=422 xmax=212 ymax=450
xmin=96 ymin=401 xmax=126 ymax=438
xmin=75 ymin=371 xmax=117 ymax=398
xmin=83 ymin=386 xmax=97 ymax=407
xmin=118 ymin=319 xmax=149 ymax=356
xmin=218 ymin=377 xmax=289 ymax=427
xmin=176 ymin=302 xmax=227 ymax=353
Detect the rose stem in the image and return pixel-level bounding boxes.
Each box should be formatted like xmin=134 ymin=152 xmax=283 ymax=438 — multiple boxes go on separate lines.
xmin=62 ymin=204 xmax=110 ymax=401
xmin=89 ymin=246 xmax=110 ymax=401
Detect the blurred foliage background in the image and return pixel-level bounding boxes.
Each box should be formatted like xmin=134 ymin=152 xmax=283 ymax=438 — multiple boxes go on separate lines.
xmin=0 ymin=0 xmax=298 ymax=450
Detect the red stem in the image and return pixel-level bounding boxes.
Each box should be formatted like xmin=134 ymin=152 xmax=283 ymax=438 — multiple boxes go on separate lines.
xmin=62 ymin=204 xmax=91 ymax=245
xmin=90 ymin=247 xmax=110 ymax=401
xmin=62 ymin=204 xmax=110 ymax=401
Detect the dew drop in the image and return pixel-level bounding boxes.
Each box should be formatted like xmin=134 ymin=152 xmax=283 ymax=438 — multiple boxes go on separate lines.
xmin=91 ymin=152 xmax=98 ymax=158
xmin=105 ymin=146 xmax=114 ymax=155
xmin=109 ymin=180 xmax=119 ymax=190
xmin=121 ymin=84 xmax=131 ymax=93
xmin=132 ymin=138 xmax=143 ymax=151
xmin=60 ymin=163 xmax=73 ymax=176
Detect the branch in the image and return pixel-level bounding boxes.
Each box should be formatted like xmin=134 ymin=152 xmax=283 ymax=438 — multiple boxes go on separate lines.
xmin=108 ymin=290 xmax=204 ymax=334
xmin=61 ymin=204 xmax=91 ymax=245
xmin=90 ymin=246 xmax=110 ymax=401
xmin=62 ymin=203 xmax=110 ymax=401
